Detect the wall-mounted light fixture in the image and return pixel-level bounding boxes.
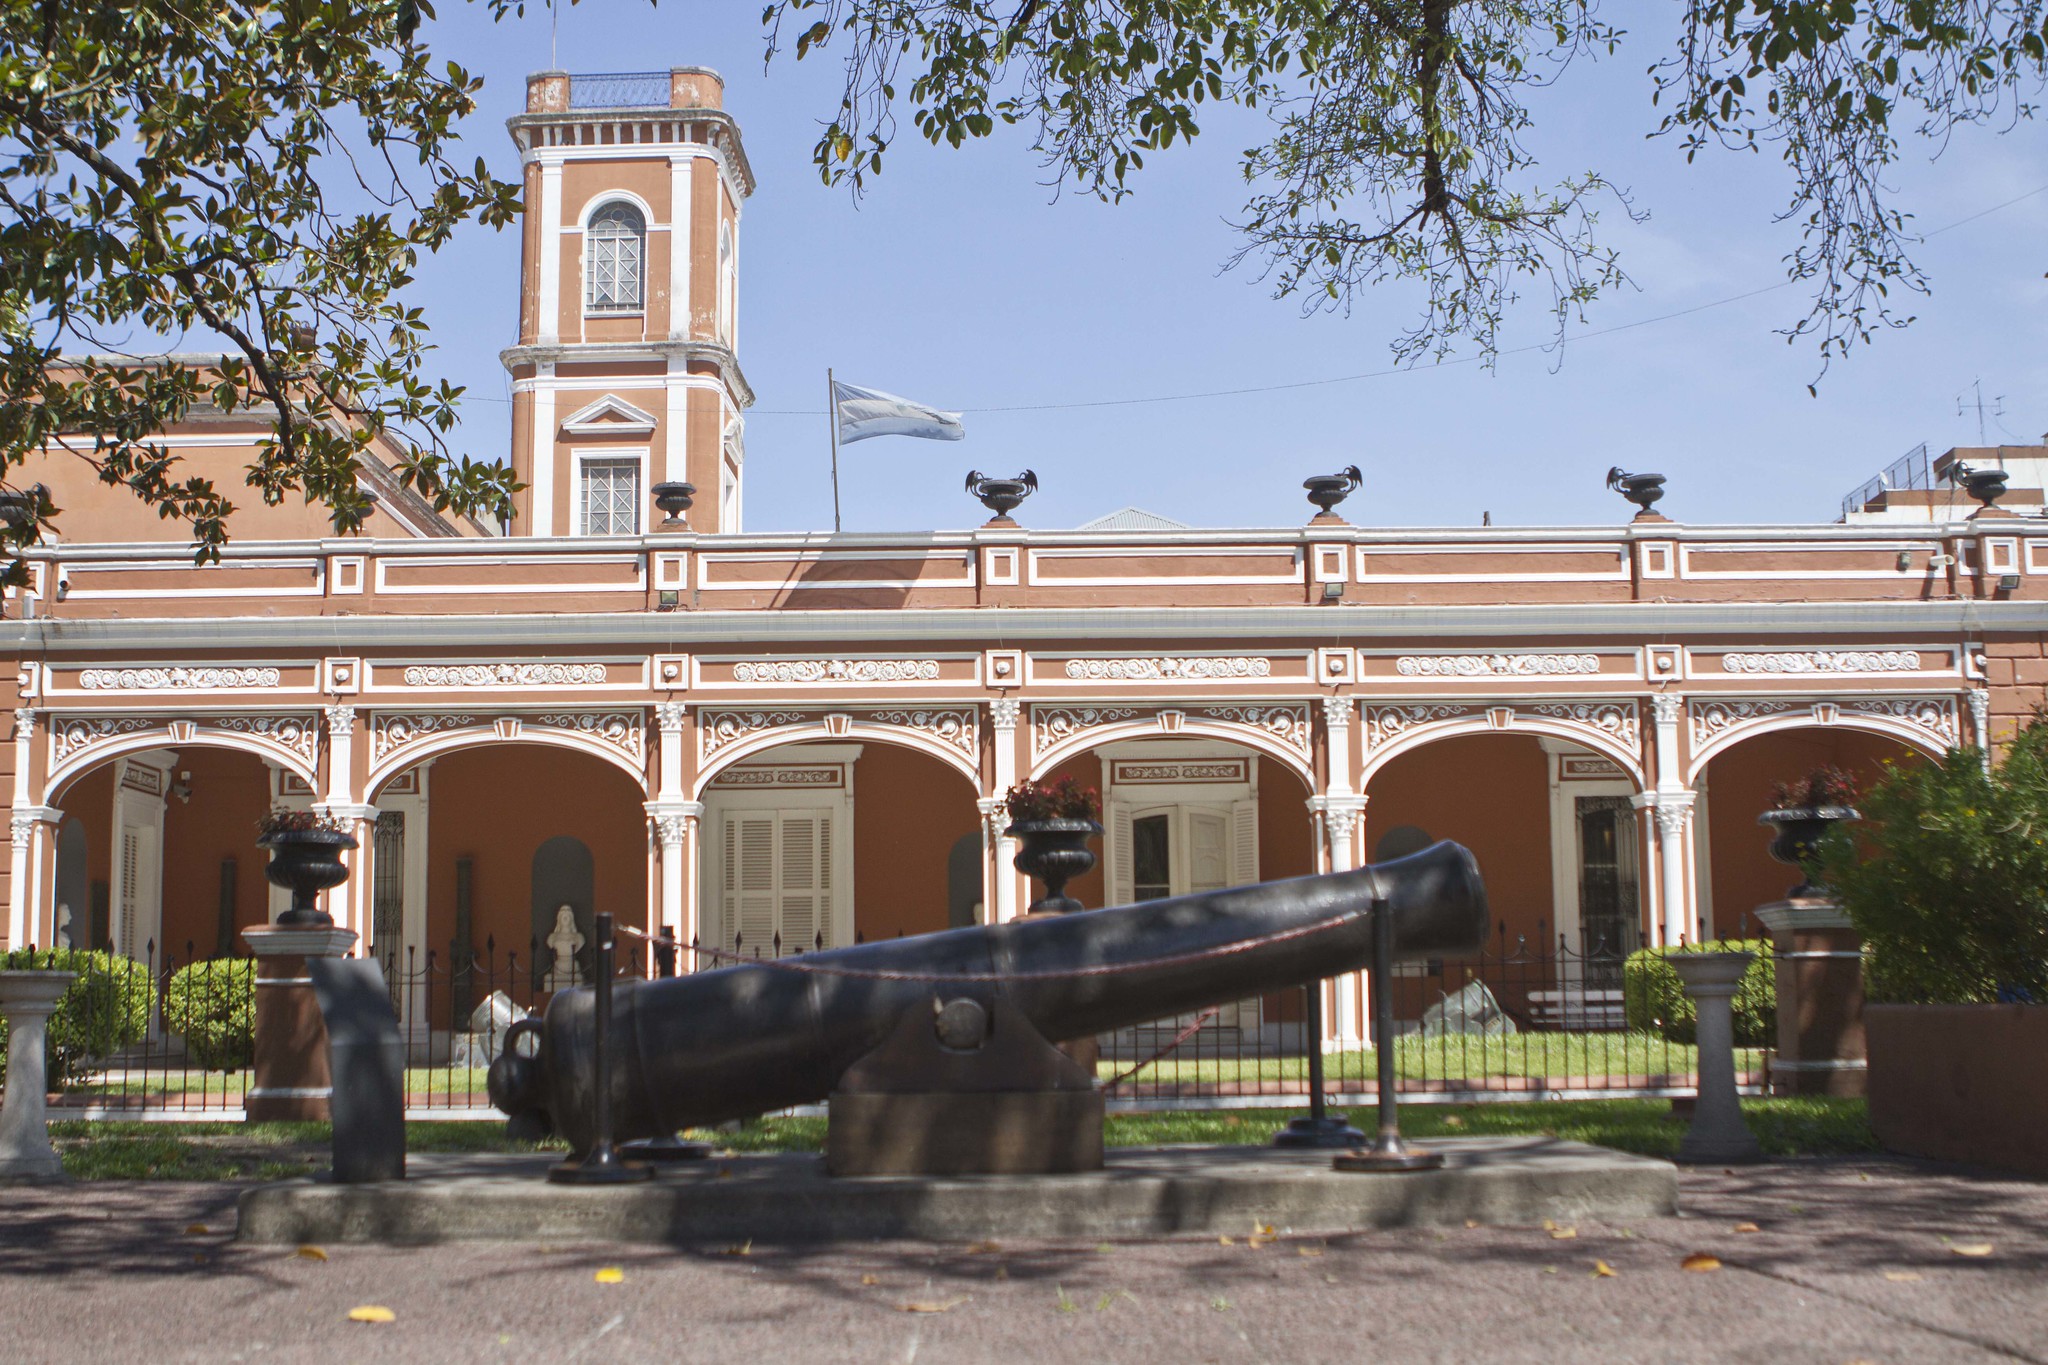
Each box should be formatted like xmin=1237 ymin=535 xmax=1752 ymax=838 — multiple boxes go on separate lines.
xmin=172 ymin=770 xmax=194 ymax=804
xmin=1998 ymin=573 xmax=2022 ymax=592
xmin=1321 ymin=581 xmax=1344 ymax=603
xmin=1895 ymin=551 xmax=1913 ymax=572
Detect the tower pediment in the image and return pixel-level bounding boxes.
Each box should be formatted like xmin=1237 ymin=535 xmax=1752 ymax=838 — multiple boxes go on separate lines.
xmin=559 ymin=394 xmax=659 ymax=436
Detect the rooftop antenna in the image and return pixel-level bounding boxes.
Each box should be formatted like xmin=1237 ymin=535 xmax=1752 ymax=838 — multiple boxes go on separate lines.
xmin=1959 ymin=379 xmax=2005 ymax=448
xmin=550 ymin=0 xmax=558 ymax=70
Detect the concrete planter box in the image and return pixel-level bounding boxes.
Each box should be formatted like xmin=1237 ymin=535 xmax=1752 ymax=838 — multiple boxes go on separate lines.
xmin=1866 ymin=1004 xmax=2048 ymax=1177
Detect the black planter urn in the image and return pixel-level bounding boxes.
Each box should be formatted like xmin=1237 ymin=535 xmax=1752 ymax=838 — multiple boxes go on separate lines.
xmin=1757 ymin=805 xmax=1859 ymax=899
xmin=1007 ymin=818 xmax=1103 ymax=915
xmin=259 ymin=827 xmax=358 ymax=926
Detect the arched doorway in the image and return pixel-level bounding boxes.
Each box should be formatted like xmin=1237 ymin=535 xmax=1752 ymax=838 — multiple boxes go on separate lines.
xmin=47 ymin=744 xmax=282 ymax=964
xmin=695 ymin=738 xmax=980 ymax=956
xmin=1695 ymin=726 xmax=1925 ymax=937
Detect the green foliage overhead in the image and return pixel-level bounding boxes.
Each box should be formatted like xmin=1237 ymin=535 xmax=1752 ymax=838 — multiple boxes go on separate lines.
xmin=1623 ymin=940 xmax=1776 ymax=1046
xmin=764 ymin=1 xmax=2048 ymax=375
xmin=0 ymin=948 xmax=152 ymax=1086
xmin=1820 ymin=719 xmax=2048 ymax=1005
xmin=0 ymin=0 xmax=524 ymax=569
xmin=162 ymin=958 xmax=255 ymax=1072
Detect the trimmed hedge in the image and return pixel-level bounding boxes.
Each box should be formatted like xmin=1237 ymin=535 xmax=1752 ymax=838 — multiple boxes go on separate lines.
xmin=0 ymin=948 xmax=153 ymax=1087
xmin=163 ymin=958 xmax=255 ymax=1071
xmin=1622 ymin=940 xmax=1776 ymax=1047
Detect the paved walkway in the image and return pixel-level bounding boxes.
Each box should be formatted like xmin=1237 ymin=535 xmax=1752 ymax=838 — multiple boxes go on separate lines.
xmin=0 ymin=1156 xmax=2043 ymax=1363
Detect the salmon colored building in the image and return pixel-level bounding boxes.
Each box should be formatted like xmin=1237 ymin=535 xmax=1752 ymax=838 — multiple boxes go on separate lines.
xmin=3 ymin=69 xmax=2044 ymax=1056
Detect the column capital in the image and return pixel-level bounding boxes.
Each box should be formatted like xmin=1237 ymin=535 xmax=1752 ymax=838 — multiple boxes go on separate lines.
xmin=323 ymin=703 xmax=356 ymax=736
xmin=1650 ymin=692 xmax=1684 ymax=726
xmin=9 ymin=815 xmax=34 ymax=850
xmin=655 ymin=700 xmax=689 ymax=734
xmin=12 ymin=707 xmax=34 ymax=738
xmin=645 ymin=799 xmax=704 ymax=847
xmin=1320 ymin=696 xmax=1355 ymax=728
xmin=989 ymin=697 xmax=1022 ymax=731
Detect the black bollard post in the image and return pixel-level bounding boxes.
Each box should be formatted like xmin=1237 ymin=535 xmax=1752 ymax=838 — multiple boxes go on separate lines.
xmin=1272 ymin=977 xmax=1364 ymax=1148
xmin=548 ymin=913 xmax=653 ymax=1184
xmin=1333 ymin=895 xmax=1443 ymax=1172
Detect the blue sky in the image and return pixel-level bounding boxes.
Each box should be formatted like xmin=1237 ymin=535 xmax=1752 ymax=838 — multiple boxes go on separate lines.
xmin=412 ymin=2 xmax=2048 ymax=534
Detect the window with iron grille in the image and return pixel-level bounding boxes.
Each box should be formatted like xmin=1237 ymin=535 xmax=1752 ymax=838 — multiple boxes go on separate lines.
xmin=579 ymin=457 xmax=641 ymax=535
xmin=585 ymin=202 xmax=645 ymax=313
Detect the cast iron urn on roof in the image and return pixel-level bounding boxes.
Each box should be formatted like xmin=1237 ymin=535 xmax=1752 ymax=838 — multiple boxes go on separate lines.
xmin=651 ymin=481 xmax=696 ymax=528
xmin=1950 ymin=462 xmax=2009 ymax=511
xmin=1605 ymin=467 xmax=1667 ymax=514
xmin=965 ymin=469 xmax=1037 ymax=521
xmin=1304 ymin=465 xmax=1363 ymax=516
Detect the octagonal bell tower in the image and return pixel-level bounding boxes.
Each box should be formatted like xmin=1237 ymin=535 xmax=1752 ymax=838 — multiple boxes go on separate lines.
xmin=502 ymin=68 xmax=753 ymax=536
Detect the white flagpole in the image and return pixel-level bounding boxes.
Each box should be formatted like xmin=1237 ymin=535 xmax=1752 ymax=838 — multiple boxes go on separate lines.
xmin=827 ymin=367 xmax=842 ymax=533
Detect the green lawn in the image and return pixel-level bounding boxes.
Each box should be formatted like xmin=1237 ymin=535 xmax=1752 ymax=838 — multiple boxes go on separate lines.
xmin=46 ymin=1097 xmax=1876 ymax=1179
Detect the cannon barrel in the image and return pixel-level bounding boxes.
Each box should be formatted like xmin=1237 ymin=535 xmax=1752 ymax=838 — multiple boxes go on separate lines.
xmin=491 ymin=840 xmax=1486 ymax=1153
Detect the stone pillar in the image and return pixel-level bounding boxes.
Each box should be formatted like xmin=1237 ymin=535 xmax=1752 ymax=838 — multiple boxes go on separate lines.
xmin=987 ymin=699 xmax=1022 ymax=924
xmin=1643 ymin=693 xmax=1698 ymax=947
xmin=1755 ymin=899 xmax=1867 ymax=1097
xmin=1672 ymin=951 xmax=1763 ymax=1164
xmin=243 ymin=925 xmax=359 ymax=1122
xmin=645 ymin=802 xmax=702 ymax=951
xmin=7 ymin=708 xmax=35 ymax=949
xmin=0 ymin=971 xmax=74 ymax=1182
xmin=1309 ymin=789 xmax=1369 ymax=1048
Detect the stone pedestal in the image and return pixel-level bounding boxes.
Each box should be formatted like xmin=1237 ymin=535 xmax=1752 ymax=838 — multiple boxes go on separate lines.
xmin=0 ymin=972 xmax=75 ymax=1183
xmin=244 ymin=926 xmax=359 ymax=1122
xmin=1754 ymin=899 xmax=1867 ymax=1097
xmin=1671 ymin=952 xmax=1763 ymax=1165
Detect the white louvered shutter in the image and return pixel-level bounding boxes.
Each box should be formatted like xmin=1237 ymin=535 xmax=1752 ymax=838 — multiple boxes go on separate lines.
xmin=1229 ymin=798 xmax=1260 ymax=887
xmin=777 ymin=811 xmax=824 ymax=954
xmin=1108 ymin=804 xmax=1135 ymax=907
xmin=724 ymin=814 xmax=778 ymax=955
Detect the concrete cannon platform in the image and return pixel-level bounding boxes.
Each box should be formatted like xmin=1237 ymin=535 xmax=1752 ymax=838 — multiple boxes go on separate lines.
xmin=237 ymin=1137 xmax=1676 ymax=1246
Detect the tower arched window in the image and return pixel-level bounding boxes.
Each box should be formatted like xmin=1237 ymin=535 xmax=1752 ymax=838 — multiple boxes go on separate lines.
xmin=585 ymin=201 xmax=646 ymax=314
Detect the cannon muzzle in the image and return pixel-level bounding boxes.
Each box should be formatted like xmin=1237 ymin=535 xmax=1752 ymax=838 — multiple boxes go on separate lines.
xmin=491 ymin=839 xmax=1486 ymax=1154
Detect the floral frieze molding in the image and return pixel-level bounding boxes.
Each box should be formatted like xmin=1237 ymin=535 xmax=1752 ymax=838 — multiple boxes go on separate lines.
xmin=402 ymin=663 xmax=607 ymax=687
xmin=80 ymin=666 xmax=281 ymax=690
xmin=1394 ymin=654 xmax=1599 ymax=677
xmin=731 ymin=659 xmax=940 ymax=683
xmin=1063 ymin=657 xmax=1271 ymax=681
xmin=1722 ymin=650 xmax=1922 ymax=674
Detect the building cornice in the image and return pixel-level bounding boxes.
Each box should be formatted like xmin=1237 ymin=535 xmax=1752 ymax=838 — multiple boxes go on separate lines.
xmin=499 ymin=340 xmax=754 ymax=409
xmin=10 ymin=599 xmax=2045 ymax=653
xmin=505 ymin=107 xmax=755 ymax=198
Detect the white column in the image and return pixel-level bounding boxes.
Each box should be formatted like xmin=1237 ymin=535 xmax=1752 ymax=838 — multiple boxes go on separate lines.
xmin=664 ymin=359 xmax=688 ymax=485
xmin=7 ymin=708 xmax=34 ymax=948
xmin=976 ymin=797 xmax=1004 ymax=927
xmin=536 ymin=160 xmax=564 ymax=345
xmin=316 ymin=705 xmax=371 ymax=941
xmin=988 ymin=698 xmax=1022 ymax=923
xmin=530 ymin=373 xmax=557 ymax=537
xmin=646 ymin=703 xmax=701 ymax=960
xmin=1644 ymin=691 xmax=1697 ymax=947
xmin=1309 ymin=790 xmax=1369 ymax=1049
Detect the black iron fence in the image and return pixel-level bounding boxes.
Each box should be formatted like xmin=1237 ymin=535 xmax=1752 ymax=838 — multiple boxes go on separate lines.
xmin=2 ymin=924 xmax=1768 ymax=1117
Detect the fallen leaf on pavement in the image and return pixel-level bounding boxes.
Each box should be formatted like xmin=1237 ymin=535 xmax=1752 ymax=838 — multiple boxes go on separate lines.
xmin=1591 ymin=1261 xmax=1617 ymax=1278
xmin=1883 ymin=1271 xmax=1923 ymax=1282
xmin=860 ymin=1274 xmax=880 ymax=1286
xmin=720 ymin=1240 xmax=752 ymax=1257
xmin=1550 ymin=1227 xmax=1579 ymax=1240
xmin=1681 ymin=1253 xmax=1721 ymax=1272
xmin=1951 ymin=1243 xmax=1994 ymax=1258
xmin=1217 ymin=1235 xmax=1233 ymax=1246
xmin=183 ymin=1224 xmax=210 ymax=1235
xmin=1297 ymin=1246 xmax=1324 ymax=1258
xmin=294 ymin=1246 xmax=328 ymax=1262
xmin=897 ymin=1297 xmax=969 ymax=1314
xmin=1733 ymin=1222 xmax=1761 ymax=1234
xmin=1464 ymin=1220 xmax=1480 ymax=1229
xmin=594 ymin=1267 xmax=624 ymax=1284
xmin=965 ymin=1241 xmax=1000 ymax=1254
xmin=347 ymin=1306 xmax=395 ymax=1324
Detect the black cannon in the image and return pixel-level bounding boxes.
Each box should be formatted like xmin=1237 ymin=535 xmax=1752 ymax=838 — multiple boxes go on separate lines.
xmin=491 ymin=840 xmax=1487 ymax=1166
